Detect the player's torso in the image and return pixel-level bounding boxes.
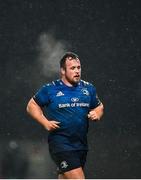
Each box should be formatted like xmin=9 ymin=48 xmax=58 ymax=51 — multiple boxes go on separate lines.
xmin=48 ymin=86 xmax=91 ymax=110
xmin=44 ymin=80 xmax=92 ymax=130
xmin=46 ymin=80 xmax=92 ymax=152
xmin=46 ymin=80 xmax=91 ymax=116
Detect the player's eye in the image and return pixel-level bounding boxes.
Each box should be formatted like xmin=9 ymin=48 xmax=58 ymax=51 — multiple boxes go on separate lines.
xmin=77 ymin=66 xmax=81 ymax=69
xmin=71 ymin=66 xmax=75 ymax=70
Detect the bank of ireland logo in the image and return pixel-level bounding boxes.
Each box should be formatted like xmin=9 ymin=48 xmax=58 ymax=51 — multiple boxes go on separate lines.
xmin=60 ymin=161 xmax=68 ymax=169
xmin=81 ymin=88 xmax=89 ymax=96
xmin=71 ymin=97 xmax=79 ymax=102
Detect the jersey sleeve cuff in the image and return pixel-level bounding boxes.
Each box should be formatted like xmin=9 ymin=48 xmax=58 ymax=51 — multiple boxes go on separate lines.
xmin=33 ymin=96 xmax=44 ymax=107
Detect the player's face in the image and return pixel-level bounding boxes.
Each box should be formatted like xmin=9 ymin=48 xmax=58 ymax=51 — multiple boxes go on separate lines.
xmin=64 ymin=58 xmax=81 ymax=85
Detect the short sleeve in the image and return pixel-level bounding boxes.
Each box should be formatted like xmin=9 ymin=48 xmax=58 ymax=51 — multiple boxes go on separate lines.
xmin=33 ymin=85 xmax=50 ymax=107
xmin=90 ymin=85 xmax=101 ymax=109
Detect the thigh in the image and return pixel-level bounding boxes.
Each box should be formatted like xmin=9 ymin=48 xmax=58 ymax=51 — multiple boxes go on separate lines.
xmin=62 ymin=167 xmax=85 ymax=179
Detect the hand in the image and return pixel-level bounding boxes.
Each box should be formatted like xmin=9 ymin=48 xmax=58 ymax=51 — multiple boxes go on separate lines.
xmin=88 ymin=110 xmax=100 ymax=121
xmin=44 ymin=120 xmax=60 ymax=131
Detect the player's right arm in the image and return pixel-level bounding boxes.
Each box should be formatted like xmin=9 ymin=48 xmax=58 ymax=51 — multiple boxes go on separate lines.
xmin=26 ymin=98 xmax=60 ymax=131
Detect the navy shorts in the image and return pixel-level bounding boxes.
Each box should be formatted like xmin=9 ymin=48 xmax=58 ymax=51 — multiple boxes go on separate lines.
xmin=50 ymin=150 xmax=87 ymax=174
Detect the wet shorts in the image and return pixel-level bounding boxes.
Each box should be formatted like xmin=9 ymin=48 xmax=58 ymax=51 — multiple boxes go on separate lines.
xmin=50 ymin=150 xmax=87 ymax=174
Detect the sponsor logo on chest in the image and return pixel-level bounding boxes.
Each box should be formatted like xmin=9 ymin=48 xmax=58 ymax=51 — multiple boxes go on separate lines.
xmin=56 ymin=91 xmax=64 ymax=96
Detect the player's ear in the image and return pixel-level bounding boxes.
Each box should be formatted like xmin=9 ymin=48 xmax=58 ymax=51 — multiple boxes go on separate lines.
xmin=60 ymin=67 xmax=65 ymax=75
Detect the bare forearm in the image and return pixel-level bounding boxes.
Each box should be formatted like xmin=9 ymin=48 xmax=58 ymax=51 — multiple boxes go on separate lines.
xmin=94 ymin=103 xmax=104 ymax=119
xmin=26 ymin=98 xmax=49 ymax=127
xmin=26 ymin=98 xmax=60 ymax=131
xmin=88 ymin=103 xmax=104 ymax=121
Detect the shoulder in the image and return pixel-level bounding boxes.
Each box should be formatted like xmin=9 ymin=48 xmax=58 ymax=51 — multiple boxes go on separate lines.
xmin=80 ymin=80 xmax=97 ymax=95
xmin=41 ymin=79 xmax=62 ymax=90
xmin=80 ymin=80 xmax=96 ymax=88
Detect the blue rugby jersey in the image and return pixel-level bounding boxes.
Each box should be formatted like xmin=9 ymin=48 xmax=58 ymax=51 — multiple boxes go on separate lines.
xmin=33 ymin=79 xmax=101 ymax=153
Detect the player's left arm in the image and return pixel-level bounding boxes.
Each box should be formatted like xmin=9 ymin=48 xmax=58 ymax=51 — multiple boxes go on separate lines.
xmin=88 ymin=103 xmax=104 ymax=121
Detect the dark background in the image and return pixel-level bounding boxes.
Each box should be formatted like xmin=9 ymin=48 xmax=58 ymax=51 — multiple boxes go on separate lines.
xmin=0 ymin=0 xmax=141 ymax=178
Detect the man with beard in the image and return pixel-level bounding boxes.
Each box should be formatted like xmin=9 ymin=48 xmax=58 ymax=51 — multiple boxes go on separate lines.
xmin=26 ymin=52 xmax=104 ymax=179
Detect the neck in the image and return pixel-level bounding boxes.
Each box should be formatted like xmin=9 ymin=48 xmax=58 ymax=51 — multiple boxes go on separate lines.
xmin=61 ymin=78 xmax=78 ymax=87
